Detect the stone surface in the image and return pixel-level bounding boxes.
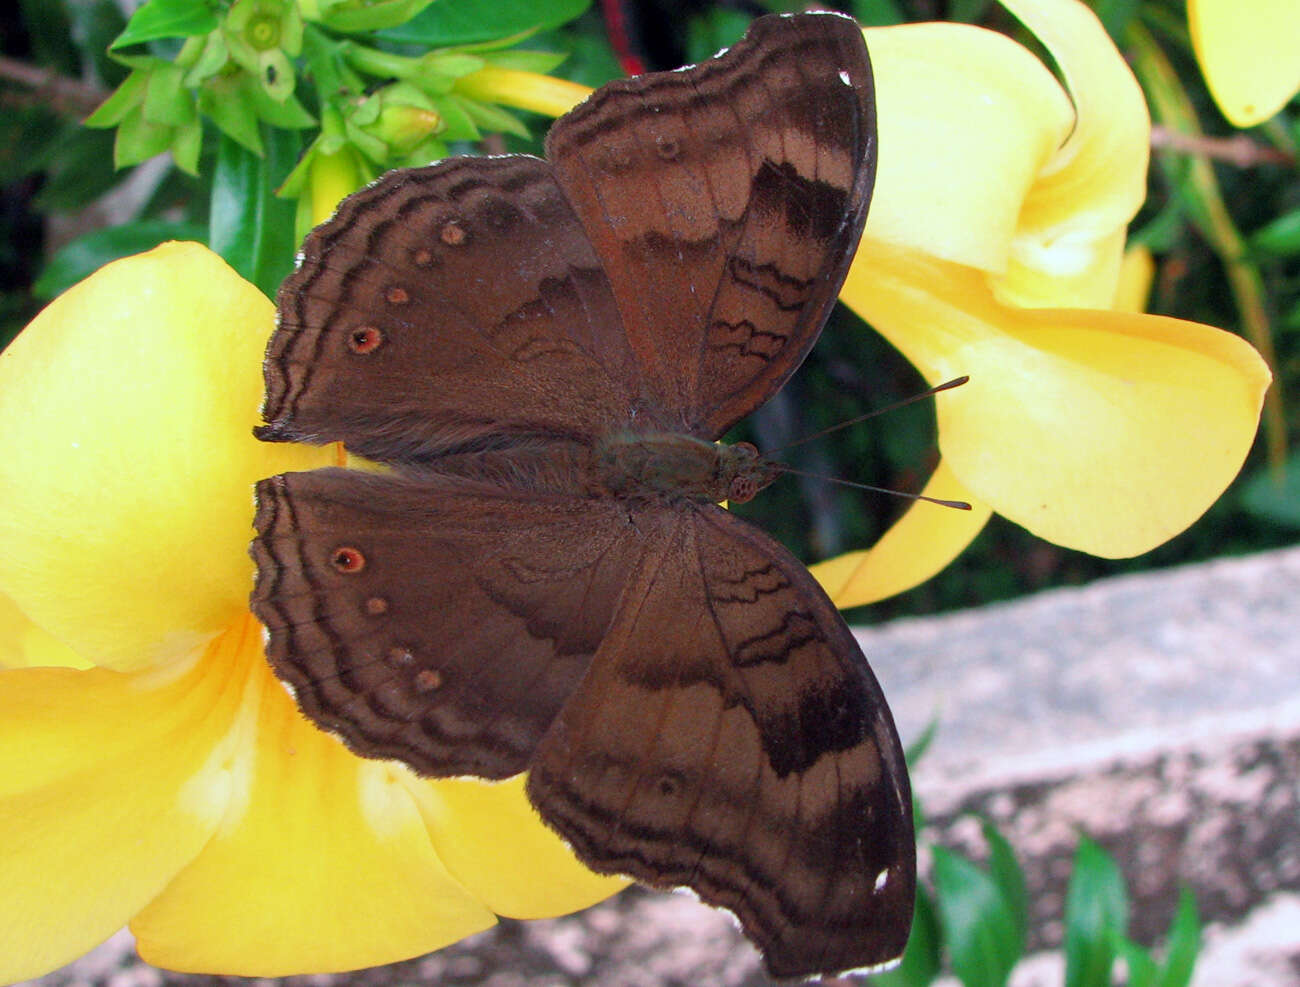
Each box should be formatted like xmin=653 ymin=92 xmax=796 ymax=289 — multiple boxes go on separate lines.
xmin=19 ymin=546 xmax=1300 ymax=987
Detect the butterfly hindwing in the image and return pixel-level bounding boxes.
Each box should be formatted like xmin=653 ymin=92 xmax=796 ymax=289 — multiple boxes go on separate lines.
xmin=527 ymin=502 xmax=914 ymax=978
xmin=251 ymin=466 xmax=642 ymax=779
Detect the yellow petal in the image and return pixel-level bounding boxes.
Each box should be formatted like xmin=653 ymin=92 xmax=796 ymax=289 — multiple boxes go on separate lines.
xmin=844 ymin=243 xmax=1271 ymax=557
xmin=0 ymin=590 xmax=89 ymax=669
xmin=810 ymin=460 xmax=992 ymax=607
xmin=0 ymin=623 xmax=254 ymax=982
xmin=861 ymin=21 xmax=1073 ymax=273
xmin=993 ymin=0 xmax=1150 ymax=309
xmin=0 ymin=243 xmax=330 ymax=672
xmin=411 ymin=773 xmax=629 ymax=920
xmin=1190 ymin=0 xmax=1300 ymax=126
xmin=1113 ymin=244 xmax=1155 ymax=314
xmin=131 ymin=615 xmax=497 ymax=976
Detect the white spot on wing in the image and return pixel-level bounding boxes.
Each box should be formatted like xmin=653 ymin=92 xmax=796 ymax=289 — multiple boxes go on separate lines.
xmin=839 ymin=70 xmax=852 ymax=86
xmin=874 ymin=868 xmax=889 ymax=892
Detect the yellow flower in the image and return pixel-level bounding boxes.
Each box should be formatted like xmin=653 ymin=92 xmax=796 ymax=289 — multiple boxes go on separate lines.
xmin=812 ymin=0 xmax=1271 ymax=605
xmin=473 ymin=0 xmax=1270 ymax=608
xmin=0 ymin=243 xmax=625 ymax=983
xmin=1189 ymin=0 xmax=1300 ymax=127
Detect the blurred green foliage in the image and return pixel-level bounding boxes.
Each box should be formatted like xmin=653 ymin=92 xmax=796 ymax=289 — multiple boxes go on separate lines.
xmin=0 ymin=0 xmax=1296 ymax=627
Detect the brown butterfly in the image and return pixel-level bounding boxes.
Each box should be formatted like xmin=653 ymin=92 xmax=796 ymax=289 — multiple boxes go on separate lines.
xmin=250 ymin=11 xmax=914 ymax=979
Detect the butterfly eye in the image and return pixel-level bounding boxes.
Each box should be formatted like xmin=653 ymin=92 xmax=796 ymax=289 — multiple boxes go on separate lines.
xmin=330 ymin=546 xmax=366 ymax=573
xmin=347 ymin=326 xmax=384 ymax=354
xmin=729 ymin=475 xmax=759 ymax=504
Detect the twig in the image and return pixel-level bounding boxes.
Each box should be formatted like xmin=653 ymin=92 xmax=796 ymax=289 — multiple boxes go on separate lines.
xmin=0 ymin=55 xmax=106 ymax=118
xmin=1150 ymin=124 xmax=1295 ymax=168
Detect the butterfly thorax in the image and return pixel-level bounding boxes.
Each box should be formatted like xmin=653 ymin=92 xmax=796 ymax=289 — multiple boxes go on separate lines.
xmin=594 ymin=431 xmax=779 ymax=504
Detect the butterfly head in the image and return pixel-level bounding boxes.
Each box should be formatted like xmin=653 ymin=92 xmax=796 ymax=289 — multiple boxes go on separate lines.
xmin=718 ymin=441 xmax=780 ymax=505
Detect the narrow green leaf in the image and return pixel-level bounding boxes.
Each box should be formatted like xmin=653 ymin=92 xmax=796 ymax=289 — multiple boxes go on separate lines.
xmin=1249 ymin=209 xmax=1300 ymax=256
xmin=1063 ymin=837 xmax=1129 ymax=987
xmin=33 ymin=220 xmax=208 ymax=299
xmin=112 ymin=0 xmax=217 ymax=48
xmin=427 ymin=92 xmax=484 ymax=142
xmin=1156 ymin=888 xmax=1201 ymax=987
xmin=381 ymin=0 xmax=589 ymax=45
xmin=932 ymin=846 xmax=1021 ymax=987
xmin=1117 ymin=939 xmax=1159 ymax=987
xmin=983 ymin=821 xmax=1028 ymax=946
xmin=454 ymin=97 xmax=529 ymax=138
xmin=476 ymin=49 xmax=566 ymax=74
xmin=209 ymin=128 xmax=301 ymax=298
xmin=869 ymin=886 xmax=942 ymax=987
xmin=905 ymin=717 xmax=940 ymax=766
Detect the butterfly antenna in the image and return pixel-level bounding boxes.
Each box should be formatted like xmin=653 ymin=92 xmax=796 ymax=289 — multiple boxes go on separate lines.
xmin=766 ymin=376 xmax=969 ymax=458
xmin=770 ymin=463 xmax=972 ymax=510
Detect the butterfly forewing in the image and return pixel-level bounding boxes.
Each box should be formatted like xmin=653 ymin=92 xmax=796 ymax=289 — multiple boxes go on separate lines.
xmin=545 ymin=12 xmax=876 ymax=437
xmin=262 ymin=156 xmax=643 ymax=463
xmin=252 ymin=11 xmax=913 ymax=979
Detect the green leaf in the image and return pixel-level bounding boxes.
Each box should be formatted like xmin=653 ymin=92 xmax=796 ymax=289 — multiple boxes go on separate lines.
xmin=869 ymin=887 xmax=942 ymax=987
xmin=457 ymin=96 xmax=530 ymax=138
xmin=143 ymin=62 xmax=194 ymax=126
xmin=171 ymin=115 xmax=203 ymax=175
xmin=479 ymin=49 xmax=567 ymax=74
xmin=1094 ymin=0 xmax=1140 ymax=43
xmin=932 ymin=846 xmax=1021 ymax=987
xmin=85 ymin=68 xmax=149 ymax=128
xmin=1156 ymin=888 xmax=1200 ymax=987
xmin=905 ymin=717 xmax=940 ymax=766
xmin=1117 ymin=939 xmax=1159 ymax=987
xmin=209 ymin=128 xmax=301 ymax=298
xmin=852 ymin=0 xmax=906 ymax=27
xmin=381 ymin=0 xmax=589 ymax=46
xmin=33 ymin=220 xmax=208 ymax=300
xmin=1249 ymin=208 xmax=1300 ymax=256
xmin=115 ymin=105 xmax=176 ymax=168
xmin=200 ymin=78 xmax=265 ymax=155
xmin=112 ymin=0 xmax=218 ymax=48
xmin=1240 ymin=457 xmax=1300 ymax=529
xmin=245 ymin=81 xmax=317 ymax=129
xmin=1063 ymin=837 xmax=1129 ymax=987
xmin=321 ymin=0 xmax=438 ymax=33
xmin=428 ymin=93 xmax=483 ymax=141
xmin=686 ymin=8 xmax=752 ymax=63
xmin=983 ymin=821 xmax=1028 ymax=946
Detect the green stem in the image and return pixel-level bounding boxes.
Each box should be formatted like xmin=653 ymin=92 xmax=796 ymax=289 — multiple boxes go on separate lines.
xmin=342 ymin=42 xmax=420 ymax=80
